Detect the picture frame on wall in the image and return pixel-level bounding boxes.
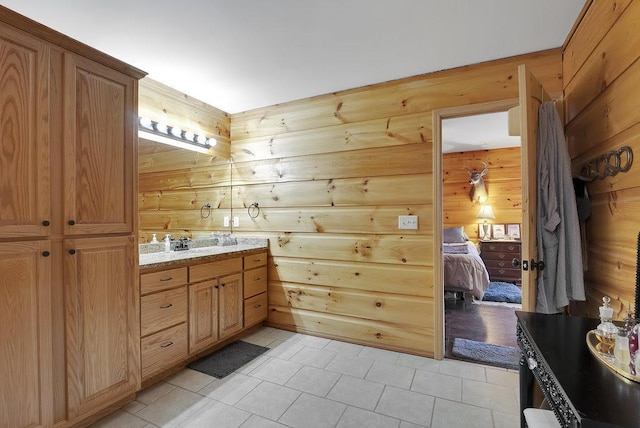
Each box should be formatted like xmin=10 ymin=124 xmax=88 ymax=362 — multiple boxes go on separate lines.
xmin=492 ymin=224 xmax=505 ymax=239
xmin=507 ymin=223 xmax=521 ymax=240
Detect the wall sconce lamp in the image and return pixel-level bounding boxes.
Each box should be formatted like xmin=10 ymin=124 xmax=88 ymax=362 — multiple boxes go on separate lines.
xmin=138 ymin=117 xmax=217 ymax=153
xmin=477 ymin=204 xmax=495 ymax=240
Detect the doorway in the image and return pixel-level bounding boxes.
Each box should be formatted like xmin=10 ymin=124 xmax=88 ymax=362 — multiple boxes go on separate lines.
xmin=433 ymin=99 xmax=522 ymax=358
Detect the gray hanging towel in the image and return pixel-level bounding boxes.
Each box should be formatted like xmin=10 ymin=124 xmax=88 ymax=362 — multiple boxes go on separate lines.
xmin=536 ymin=102 xmax=585 ymax=314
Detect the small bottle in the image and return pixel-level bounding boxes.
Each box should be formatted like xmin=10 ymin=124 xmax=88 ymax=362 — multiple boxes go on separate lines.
xmin=164 ymin=234 xmax=171 ymax=252
xmin=596 ymin=296 xmax=617 ymax=355
xmin=150 ymin=233 xmax=159 ymax=243
xmin=614 ymin=327 xmax=630 ymax=365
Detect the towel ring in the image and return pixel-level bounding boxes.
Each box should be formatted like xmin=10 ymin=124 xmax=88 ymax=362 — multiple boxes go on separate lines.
xmin=248 ymin=202 xmax=260 ymax=219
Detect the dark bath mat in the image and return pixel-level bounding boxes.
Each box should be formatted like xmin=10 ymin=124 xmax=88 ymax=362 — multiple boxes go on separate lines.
xmin=188 ymin=341 xmax=269 ymax=378
xmin=451 ymin=337 xmax=520 ymax=370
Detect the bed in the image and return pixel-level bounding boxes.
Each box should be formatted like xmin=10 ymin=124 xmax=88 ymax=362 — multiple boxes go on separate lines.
xmin=443 ymin=241 xmax=490 ymax=299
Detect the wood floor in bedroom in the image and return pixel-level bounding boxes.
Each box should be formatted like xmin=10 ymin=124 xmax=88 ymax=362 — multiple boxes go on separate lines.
xmin=444 ymin=294 xmax=519 ymax=359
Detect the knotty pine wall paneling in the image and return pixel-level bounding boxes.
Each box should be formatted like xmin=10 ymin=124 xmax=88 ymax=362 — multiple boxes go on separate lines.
xmin=230 ymin=49 xmax=562 ymax=356
xmin=443 ymin=147 xmax=522 ymax=241
xmin=138 ymin=78 xmax=232 ymax=241
xmin=564 ymin=0 xmax=640 ymax=319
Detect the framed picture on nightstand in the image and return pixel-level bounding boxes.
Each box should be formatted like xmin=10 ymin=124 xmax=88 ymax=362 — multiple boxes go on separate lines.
xmin=507 ymin=223 xmax=521 ymax=239
xmin=492 ymin=224 xmax=505 ymax=239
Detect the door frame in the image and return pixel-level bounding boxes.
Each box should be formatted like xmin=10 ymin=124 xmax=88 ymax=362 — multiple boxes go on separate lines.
xmin=432 ymin=98 xmax=520 ymax=360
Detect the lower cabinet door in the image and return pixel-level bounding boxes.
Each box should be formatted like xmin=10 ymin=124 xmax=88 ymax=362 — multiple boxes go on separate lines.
xmin=0 ymin=241 xmax=53 ymax=427
xmin=64 ymin=236 xmax=139 ymax=420
xmin=219 ymin=273 xmax=243 ymax=339
xmin=189 ymin=280 xmax=219 ymax=354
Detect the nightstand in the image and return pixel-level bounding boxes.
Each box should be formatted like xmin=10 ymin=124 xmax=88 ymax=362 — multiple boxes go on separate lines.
xmin=479 ymin=240 xmax=522 ymax=285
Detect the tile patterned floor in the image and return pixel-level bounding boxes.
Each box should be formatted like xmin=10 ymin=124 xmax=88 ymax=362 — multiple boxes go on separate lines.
xmin=91 ymin=327 xmax=520 ymax=428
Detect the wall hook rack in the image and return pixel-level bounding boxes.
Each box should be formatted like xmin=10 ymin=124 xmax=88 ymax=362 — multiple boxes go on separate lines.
xmin=578 ymin=146 xmax=633 ymax=180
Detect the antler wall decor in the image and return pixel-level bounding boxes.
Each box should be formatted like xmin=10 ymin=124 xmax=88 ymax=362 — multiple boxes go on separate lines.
xmin=466 ymin=161 xmax=489 ymax=204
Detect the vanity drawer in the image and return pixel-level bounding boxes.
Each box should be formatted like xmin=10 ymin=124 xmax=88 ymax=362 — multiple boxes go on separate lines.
xmin=244 ymin=292 xmax=267 ymax=327
xmin=141 ymin=286 xmax=188 ymax=337
xmin=141 ymin=323 xmax=188 ymax=380
xmin=244 ymin=252 xmax=267 ymax=270
xmin=244 ymin=266 xmax=267 ymax=298
xmin=140 ymin=267 xmax=188 ymax=295
xmin=190 ymin=257 xmax=242 ymax=283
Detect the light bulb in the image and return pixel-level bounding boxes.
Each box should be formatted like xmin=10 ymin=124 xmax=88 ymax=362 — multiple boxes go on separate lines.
xmin=155 ymin=122 xmax=168 ymax=134
xmin=139 ymin=117 xmax=153 ymax=129
xmin=184 ymin=130 xmax=195 ymax=141
xmin=170 ymin=126 xmax=182 ymax=138
xmin=196 ymin=134 xmax=207 ymax=145
xmin=207 ymin=137 xmax=217 ymax=147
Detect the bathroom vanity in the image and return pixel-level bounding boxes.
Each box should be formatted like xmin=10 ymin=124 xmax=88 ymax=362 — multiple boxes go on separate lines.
xmin=138 ymin=238 xmax=268 ymax=385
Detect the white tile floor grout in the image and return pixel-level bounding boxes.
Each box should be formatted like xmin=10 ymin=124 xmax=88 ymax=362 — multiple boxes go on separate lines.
xmin=91 ymin=327 xmax=521 ymax=428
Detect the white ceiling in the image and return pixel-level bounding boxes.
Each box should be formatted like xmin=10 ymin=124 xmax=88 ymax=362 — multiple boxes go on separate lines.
xmin=2 ymin=0 xmax=585 ymax=115
xmin=442 ymin=111 xmax=520 ymax=154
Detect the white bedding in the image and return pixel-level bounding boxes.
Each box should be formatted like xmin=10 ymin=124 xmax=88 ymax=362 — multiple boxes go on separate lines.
xmin=443 ymin=241 xmax=490 ymax=299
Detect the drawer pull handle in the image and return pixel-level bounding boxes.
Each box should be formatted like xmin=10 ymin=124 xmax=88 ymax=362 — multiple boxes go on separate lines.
xmin=254 ymin=304 xmax=262 ymax=308
xmin=498 ymin=269 xmax=506 ymax=274
xmin=254 ymin=277 xmax=261 ymax=281
xmin=508 ymin=245 xmax=515 ymax=250
xmin=160 ymin=303 xmax=173 ymax=309
xmin=253 ymin=258 xmax=261 ymax=262
xmin=498 ymin=261 xmax=505 ymax=267
xmin=498 ymin=254 xmax=505 ymax=259
xmin=160 ymin=341 xmax=174 ymax=348
xmin=160 ymin=277 xmax=173 ymax=282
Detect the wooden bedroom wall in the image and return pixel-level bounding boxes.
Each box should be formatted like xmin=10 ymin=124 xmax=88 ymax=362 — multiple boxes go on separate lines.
xmin=230 ymin=49 xmax=562 ymax=356
xmin=443 ymin=147 xmax=522 ymax=241
xmin=564 ymin=0 xmax=640 ymax=319
xmin=137 ymin=78 xmax=232 ymax=242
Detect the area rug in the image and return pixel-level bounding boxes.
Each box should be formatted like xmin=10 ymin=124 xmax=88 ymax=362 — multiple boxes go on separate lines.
xmin=188 ymin=341 xmax=269 ymax=378
xmin=482 ymin=281 xmax=522 ymax=304
xmin=451 ymin=338 xmax=520 ymax=370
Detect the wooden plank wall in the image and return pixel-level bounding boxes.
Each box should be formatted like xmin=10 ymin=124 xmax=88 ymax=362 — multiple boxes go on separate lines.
xmin=230 ymin=50 xmax=562 ymax=356
xmin=137 ymin=78 xmax=232 ymax=242
xmin=443 ymin=147 xmax=522 ymax=241
xmin=564 ymin=0 xmax=640 ymax=319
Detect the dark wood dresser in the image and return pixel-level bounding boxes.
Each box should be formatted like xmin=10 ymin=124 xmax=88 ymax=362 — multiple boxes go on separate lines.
xmin=517 ymin=312 xmax=640 ymax=427
xmin=479 ymin=240 xmax=521 ymax=284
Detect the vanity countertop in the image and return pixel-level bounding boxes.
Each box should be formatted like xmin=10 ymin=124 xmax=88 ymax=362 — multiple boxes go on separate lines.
xmin=139 ymin=238 xmax=268 ymax=271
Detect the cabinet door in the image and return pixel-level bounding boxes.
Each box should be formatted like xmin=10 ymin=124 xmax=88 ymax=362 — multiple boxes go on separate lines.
xmin=189 ymin=280 xmax=219 ymax=354
xmin=219 ymin=273 xmax=243 ymax=339
xmin=63 ymin=53 xmax=136 ymax=235
xmin=0 ymin=24 xmax=51 ymax=237
xmin=64 ymin=236 xmax=139 ymax=420
xmin=0 ymin=241 xmax=52 ymax=427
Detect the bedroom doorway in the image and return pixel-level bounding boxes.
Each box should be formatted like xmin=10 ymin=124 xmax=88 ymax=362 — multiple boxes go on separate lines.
xmin=433 ymin=99 xmax=524 ymax=364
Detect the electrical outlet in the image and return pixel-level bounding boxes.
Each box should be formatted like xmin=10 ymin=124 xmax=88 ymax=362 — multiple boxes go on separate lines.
xmin=223 ymin=216 xmax=230 ymax=227
xmin=398 ymin=215 xmax=418 ymax=230
xmin=233 ymin=216 xmax=239 ymax=227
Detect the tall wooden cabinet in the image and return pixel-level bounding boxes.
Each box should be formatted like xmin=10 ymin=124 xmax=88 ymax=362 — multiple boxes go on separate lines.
xmin=0 ymin=7 xmax=145 ymax=427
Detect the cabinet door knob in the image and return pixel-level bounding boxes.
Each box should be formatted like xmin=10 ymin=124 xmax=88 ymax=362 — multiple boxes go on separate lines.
xmin=221 ymin=283 xmax=226 ymax=287
xmin=42 ymin=251 xmax=50 ymax=257
xmin=68 ymin=220 xmax=76 ymax=226
xmin=68 ymin=249 xmax=76 ymax=255
xmin=42 ymin=220 xmax=50 ymax=226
